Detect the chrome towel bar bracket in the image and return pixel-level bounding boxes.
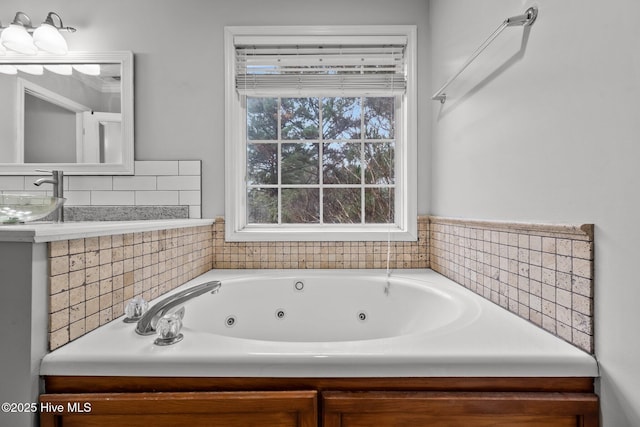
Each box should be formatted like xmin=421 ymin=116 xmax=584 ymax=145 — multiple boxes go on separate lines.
xmin=432 ymin=6 xmax=538 ymax=104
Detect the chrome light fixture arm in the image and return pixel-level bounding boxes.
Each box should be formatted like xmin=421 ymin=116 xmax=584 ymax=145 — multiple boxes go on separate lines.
xmin=8 ymin=12 xmax=32 ymax=29
xmin=41 ymin=12 xmax=76 ymax=34
xmin=0 ymin=11 xmax=76 ymax=33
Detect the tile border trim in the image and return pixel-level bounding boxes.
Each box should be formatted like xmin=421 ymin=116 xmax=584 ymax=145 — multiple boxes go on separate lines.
xmin=429 ymin=216 xmax=593 ymax=241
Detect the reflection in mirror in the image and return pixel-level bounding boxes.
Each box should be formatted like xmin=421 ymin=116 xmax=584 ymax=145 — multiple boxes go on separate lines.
xmin=0 ymin=52 xmax=133 ymax=175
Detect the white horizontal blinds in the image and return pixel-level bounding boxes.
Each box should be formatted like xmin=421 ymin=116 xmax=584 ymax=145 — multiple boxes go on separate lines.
xmin=235 ymin=35 xmax=407 ymax=96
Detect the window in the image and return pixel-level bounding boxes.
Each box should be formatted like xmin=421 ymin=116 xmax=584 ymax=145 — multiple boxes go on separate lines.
xmin=225 ymin=26 xmax=417 ymax=241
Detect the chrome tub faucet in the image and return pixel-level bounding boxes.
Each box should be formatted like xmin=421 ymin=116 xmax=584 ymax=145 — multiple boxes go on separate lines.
xmin=135 ymin=280 xmax=222 ymax=336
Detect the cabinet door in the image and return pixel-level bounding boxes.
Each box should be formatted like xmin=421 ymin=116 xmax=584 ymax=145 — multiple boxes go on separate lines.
xmin=40 ymin=390 xmax=317 ymax=427
xmin=322 ymin=391 xmax=598 ymax=427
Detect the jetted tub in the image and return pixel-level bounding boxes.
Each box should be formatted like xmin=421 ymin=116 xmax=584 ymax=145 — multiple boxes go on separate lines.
xmin=187 ymin=272 xmax=480 ymax=342
xmin=40 ymin=269 xmax=598 ymax=378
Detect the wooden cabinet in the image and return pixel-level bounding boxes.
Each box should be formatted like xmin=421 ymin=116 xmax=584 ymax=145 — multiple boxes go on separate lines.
xmin=39 ymin=391 xmax=317 ymax=427
xmin=41 ymin=376 xmax=598 ymax=427
xmin=322 ymin=391 xmax=599 ymax=427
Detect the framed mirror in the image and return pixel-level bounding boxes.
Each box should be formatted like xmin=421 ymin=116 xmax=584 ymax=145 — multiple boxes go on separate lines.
xmin=0 ymin=51 xmax=134 ymax=175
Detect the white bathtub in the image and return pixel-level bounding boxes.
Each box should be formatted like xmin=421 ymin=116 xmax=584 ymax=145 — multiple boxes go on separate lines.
xmin=187 ymin=272 xmax=480 ymax=342
xmin=40 ymin=269 xmax=598 ymax=378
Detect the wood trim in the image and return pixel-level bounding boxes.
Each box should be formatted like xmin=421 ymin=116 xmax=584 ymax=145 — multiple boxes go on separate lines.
xmin=43 ymin=376 xmax=595 ymax=394
xmin=40 ymin=391 xmax=317 ymax=427
xmin=322 ymin=391 xmax=599 ymax=427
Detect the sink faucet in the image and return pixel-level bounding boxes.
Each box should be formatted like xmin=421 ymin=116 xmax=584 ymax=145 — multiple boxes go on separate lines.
xmin=33 ymin=170 xmax=64 ymax=222
xmin=135 ymin=280 xmax=222 ymax=336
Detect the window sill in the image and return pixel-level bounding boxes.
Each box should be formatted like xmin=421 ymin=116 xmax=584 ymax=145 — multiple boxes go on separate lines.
xmin=225 ymin=223 xmax=417 ymax=242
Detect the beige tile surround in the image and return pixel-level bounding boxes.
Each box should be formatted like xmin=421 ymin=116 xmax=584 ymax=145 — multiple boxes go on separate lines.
xmin=46 ymin=216 xmax=594 ymax=354
xmin=48 ymin=225 xmax=213 ymax=350
xmin=213 ymin=217 xmax=430 ymax=269
xmin=429 ymin=217 xmax=594 ymax=353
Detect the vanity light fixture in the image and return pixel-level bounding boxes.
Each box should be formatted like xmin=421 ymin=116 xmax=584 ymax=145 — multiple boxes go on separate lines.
xmin=0 ymin=12 xmax=37 ymax=55
xmin=33 ymin=12 xmax=74 ymax=55
xmin=0 ymin=11 xmax=75 ymax=56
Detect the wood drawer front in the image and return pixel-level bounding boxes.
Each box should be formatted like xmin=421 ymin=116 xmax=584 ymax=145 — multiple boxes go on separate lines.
xmin=40 ymin=391 xmax=317 ymax=427
xmin=322 ymin=391 xmax=599 ymax=427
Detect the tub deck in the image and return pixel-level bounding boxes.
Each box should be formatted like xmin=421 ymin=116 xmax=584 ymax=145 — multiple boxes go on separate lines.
xmin=40 ymin=269 xmax=598 ymax=378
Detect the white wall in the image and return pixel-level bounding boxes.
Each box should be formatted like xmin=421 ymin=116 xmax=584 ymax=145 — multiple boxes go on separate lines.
xmin=0 ymin=243 xmax=48 ymax=427
xmin=0 ymin=78 xmax=18 ymax=163
xmin=429 ymin=0 xmax=640 ymax=425
xmin=0 ymin=0 xmax=430 ymax=218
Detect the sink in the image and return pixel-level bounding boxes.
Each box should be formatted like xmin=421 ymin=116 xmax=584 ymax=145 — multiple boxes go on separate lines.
xmin=0 ymin=194 xmax=66 ymax=224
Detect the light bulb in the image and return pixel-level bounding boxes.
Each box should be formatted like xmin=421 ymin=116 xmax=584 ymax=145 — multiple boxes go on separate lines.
xmin=33 ymin=23 xmax=68 ymax=55
xmin=1 ymin=24 xmax=37 ymax=55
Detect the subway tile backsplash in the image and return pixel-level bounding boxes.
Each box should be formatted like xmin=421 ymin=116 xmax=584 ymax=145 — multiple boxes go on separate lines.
xmin=133 ymin=160 xmax=180 ymax=176
xmin=0 ymin=161 xmax=202 ymax=219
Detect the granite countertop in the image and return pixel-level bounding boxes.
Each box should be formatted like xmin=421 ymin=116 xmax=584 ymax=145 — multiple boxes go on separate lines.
xmin=0 ymin=219 xmax=215 ymax=243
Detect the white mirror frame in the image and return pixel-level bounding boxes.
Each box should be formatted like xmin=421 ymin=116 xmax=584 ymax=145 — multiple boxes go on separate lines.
xmin=0 ymin=51 xmax=134 ymax=175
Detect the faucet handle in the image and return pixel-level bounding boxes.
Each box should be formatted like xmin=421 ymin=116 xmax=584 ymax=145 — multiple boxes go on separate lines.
xmin=154 ymin=308 xmax=185 ymax=346
xmin=172 ymin=306 xmax=186 ymax=320
xmin=123 ymin=296 xmax=149 ymax=323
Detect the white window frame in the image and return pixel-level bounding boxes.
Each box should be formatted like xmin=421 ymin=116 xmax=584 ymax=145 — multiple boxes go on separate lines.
xmin=224 ymin=25 xmax=417 ymax=242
